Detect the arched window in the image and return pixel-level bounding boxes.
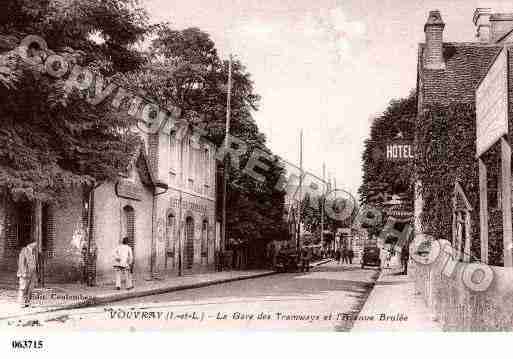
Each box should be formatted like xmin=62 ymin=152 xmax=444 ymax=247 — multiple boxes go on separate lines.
xmin=123 ymin=205 xmax=135 ymax=255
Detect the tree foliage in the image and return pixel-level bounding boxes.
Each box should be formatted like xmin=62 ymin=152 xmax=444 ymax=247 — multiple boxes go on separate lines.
xmin=358 ymin=91 xmax=416 ymax=238
xmin=0 ymin=0 xmax=149 ymax=202
xmin=300 ymin=193 xmax=346 ymax=237
xmin=0 ymin=0 xmax=150 ymax=75
xmin=359 ymin=90 xmax=416 ymax=205
xmin=415 ymin=103 xmax=503 ymax=265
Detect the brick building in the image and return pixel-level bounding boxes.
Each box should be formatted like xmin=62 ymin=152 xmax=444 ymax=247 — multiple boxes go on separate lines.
xmin=413 ymin=9 xmax=513 ymax=330
xmin=0 ymin=120 xmax=218 ymax=285
xmin=415 ymin=8 xmax=513 ymax=264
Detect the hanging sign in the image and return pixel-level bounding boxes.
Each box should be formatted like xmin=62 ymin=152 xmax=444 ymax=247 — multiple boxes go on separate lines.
xmin=385 ymin=141 xmax=415 ymax=161
xmin=115 ymin=179 xmax=143 ymax=201
xmin=476 ymin=47 xmax=508 ymax=157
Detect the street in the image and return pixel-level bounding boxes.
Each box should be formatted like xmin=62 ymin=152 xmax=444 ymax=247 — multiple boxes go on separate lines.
xmin=3 ymin=262 xmax=379 ymax=331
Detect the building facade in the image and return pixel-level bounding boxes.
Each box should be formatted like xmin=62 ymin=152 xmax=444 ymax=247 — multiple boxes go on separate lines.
xmin=148 ymin=125 xmax=218 ymax=277
xmin=415 ymin=8 xmax=513 ymax=262
xmin=0 ymin=120 xmax=218 ymax=285
xmin=412 ymin=8 xmax=513 ymax=330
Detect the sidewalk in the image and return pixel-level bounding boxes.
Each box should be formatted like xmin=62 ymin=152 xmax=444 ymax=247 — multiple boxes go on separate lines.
xmin=351 ymin=267 xmax=441 ymax=331
xmin=0 ymin=259 xmax=331 ymax=321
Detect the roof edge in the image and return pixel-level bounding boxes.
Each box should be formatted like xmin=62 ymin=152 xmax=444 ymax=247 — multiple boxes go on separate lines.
xmin=137 ymin=147 xmax=168 ymax=190
xmin=474 ymin=46 xmax=508 ymax=92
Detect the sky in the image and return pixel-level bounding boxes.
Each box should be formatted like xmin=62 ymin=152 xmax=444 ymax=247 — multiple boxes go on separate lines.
xmin=143 ymin=0 xmax=513 ymax=198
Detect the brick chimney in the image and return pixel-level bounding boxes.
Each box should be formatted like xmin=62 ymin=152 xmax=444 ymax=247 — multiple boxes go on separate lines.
xmin=490 ymin=13 xmax=513 ymax=43
xmin=473 ymin=8 xmax=492 ymax=42
xmin=424 ymin=10 xmax=445 ymax=70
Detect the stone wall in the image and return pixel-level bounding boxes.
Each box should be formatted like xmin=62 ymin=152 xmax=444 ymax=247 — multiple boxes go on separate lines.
xmin=413 ymin=238 xmax=513 ymax=331
xmin=93 ymin=179 xmax=154 ymax=284
xmin=44 ymin=190 xmax=85 ymax=282
xmin=0 ymin=189 xmax=88 ymax=283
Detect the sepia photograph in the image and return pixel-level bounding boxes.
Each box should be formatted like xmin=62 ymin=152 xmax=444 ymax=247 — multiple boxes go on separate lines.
xmin=1 ymin=1 xmax=513 ymax=348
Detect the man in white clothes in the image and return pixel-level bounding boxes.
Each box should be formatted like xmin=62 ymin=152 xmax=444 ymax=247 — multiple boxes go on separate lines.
xmin=113 ymin=237 xmax=134 ymax=290
xmin=17 ymin=241 xmax=38 ymax=307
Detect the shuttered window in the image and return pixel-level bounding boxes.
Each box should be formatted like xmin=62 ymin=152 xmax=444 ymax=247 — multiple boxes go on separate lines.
xmin=123 ymin=205 xmax=135 ymax=256
xmin=42 ymin=204 xmax=55 ymax=258
xmin=185 ymin=217 xmax=194 ymax=269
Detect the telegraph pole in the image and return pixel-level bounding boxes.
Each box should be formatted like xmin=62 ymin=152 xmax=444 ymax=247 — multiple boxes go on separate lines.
xmin=221 ymin=54 xmax=233 ymax=255
xmin=296 ymin=129 xmax=303 ymax=251
xmin=321 ymin=162 xmax=325 ymax=246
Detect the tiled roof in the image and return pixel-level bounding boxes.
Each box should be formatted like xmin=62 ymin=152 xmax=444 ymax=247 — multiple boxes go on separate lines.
xmin=418 ymin=42 xmax=503 ymax=106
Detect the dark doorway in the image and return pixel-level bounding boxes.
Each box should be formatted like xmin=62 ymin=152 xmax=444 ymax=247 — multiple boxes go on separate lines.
xmin=166 ymin=213 xmax=175 ymax=269
xmin=15 ymin=201 xmax=33 ymax=249
xmin=185 ymin=217 xmax=194 ymax=269
xmin=2 ymin=201 xmax=33 ymax=273
xmin=201 ymin=220 xmax=208 ymax=262
xmin=123 ymin=205 xmax=136 ymax=268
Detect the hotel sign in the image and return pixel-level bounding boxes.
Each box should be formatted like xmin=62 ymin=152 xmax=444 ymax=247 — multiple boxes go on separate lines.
xmin=386 ymin=142 xmax=414 ymax=161
xmin=476 ymin=47 xmax=508 ymax=157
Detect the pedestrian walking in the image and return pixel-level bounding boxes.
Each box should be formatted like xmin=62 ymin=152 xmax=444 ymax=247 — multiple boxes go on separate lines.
xmin=401 ymin=244 xmax=410 ymax=275
xmin=348 ymin=248 xmax=354 ymax=264
xmin=17 ymin=241 xmax=38 ymax=308
xmin=300 ymin=247 xmax=311 ymax=272
xmin=113 ymin=237 xmax=134 ymax=290
xmin=268 ymin=242 xmax=276 ymax=269
xmin=343 ymin=247 xmax=350 ymax=264
xmin=335 ymin=247 xmax=341 ymax=264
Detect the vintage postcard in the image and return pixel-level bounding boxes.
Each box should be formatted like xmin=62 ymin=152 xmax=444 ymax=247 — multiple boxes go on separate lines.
xmin=1 ymin=0 xmax=513 ymax=344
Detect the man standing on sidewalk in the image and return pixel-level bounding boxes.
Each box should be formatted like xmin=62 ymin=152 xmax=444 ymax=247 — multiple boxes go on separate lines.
xmin=113 ymin=237 xmax=134 ymax=290
xmin=17 ymin=241 xmax=38 ymax=308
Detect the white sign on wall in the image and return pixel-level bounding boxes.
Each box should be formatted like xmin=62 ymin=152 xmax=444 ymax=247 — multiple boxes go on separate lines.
xmin=476 ymin=47 xmax=508 ymax=157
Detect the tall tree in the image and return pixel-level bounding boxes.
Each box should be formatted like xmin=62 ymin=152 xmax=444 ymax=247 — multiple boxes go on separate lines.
xmin=0 ymin=0 xmax=149 ymax=75
xmin=0 ymin=0 xmax=150 ymax=202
